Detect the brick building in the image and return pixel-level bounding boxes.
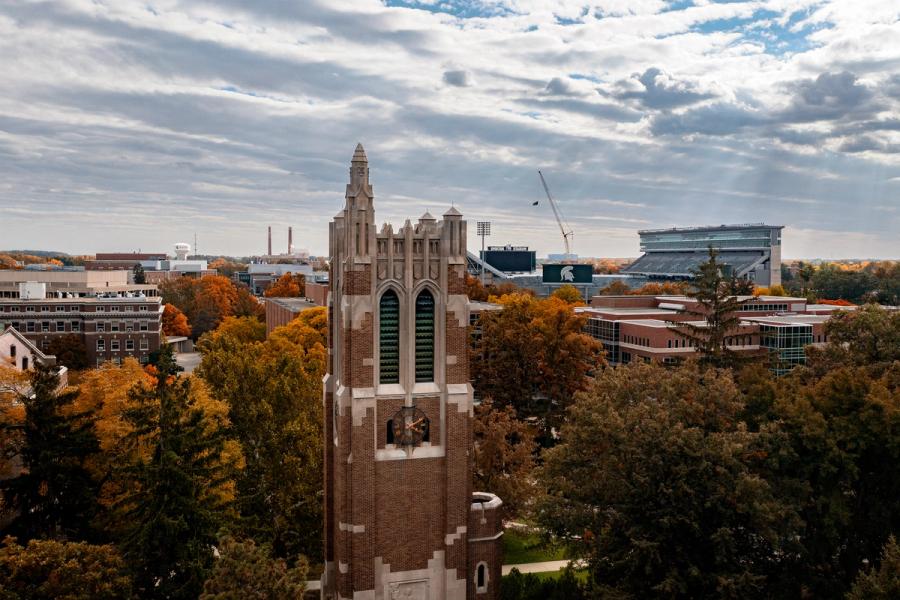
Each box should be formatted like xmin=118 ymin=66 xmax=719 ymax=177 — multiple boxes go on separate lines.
xmin=0 ymin=292 xmax=163 ymax=368
xmin=264 ymin=297 xmax=319 ymax=335
xmin=322 ymin=145 xmax=502 ymax=600
xmin=582 ymin=294 xmax=851 ymax=373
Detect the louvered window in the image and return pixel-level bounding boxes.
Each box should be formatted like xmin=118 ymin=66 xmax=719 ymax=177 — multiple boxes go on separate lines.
xmin=415 ymin=290 xmax=435 ymax=382
xmin=379 ymin=290 xmax=400 ymax=384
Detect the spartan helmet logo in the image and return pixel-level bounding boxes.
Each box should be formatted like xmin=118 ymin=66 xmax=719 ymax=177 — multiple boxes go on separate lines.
xmin=560 ymin=265 xmax=575 ymax=282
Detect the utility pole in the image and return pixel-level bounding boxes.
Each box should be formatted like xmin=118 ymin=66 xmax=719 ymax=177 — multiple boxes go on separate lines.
xmin=477 ymin=221 xmax=491 ymax=286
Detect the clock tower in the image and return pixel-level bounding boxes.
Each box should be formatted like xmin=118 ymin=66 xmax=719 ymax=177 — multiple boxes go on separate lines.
xmin=322 ymin=145 xmax=502 ymax=600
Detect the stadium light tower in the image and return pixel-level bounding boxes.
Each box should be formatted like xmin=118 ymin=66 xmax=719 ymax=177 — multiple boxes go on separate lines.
xmin=477 ymin=221 xmax=491 ymax=286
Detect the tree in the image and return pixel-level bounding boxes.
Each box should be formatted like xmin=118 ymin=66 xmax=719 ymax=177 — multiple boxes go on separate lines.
xmin=196 ymin=313 xmax=325 ymax=563
xmin=132 ymin=263 xmax=146 ymax=284
xmin=768 ymin=363 xmax=900 ymax=597
xmin=117 ymin=345 xmax=237 ymax=599
xmin=628 ymin=281 xmax=687 ymax=295
xmin=824 ymin=304 xmax=900 ymax=368
xmin=812 ymin=265 xmax=877 ymax=303
xmin=538 ymin=361 xmax=799 ymax=598
xmin=207 ymin=258 xmax=247 ymax=279
xmin=0 ymin=536 xmax=132 ymax=600
xmin=47 ymin=334 xmax=89 ymax=370
xmin=265 ymin=273 xmax=306 ymax=298
xmin=232 ymin=285 xmax=264 ymax=321
xmin=471 ymin=293 xmax=602 ymax=438
xmin=1 ymin=364 xmax=100 ymax=542
xmin=500 ymin=566 xmax=586 ymax=600
xmin=599 ymin=280 xmax=630 ymax=295
xmin=668 ymin=247 xmax=746 ymax=369
xmin=200 ymin=534 xmax=307 ymax=599
xmin=848 ymin=536 xmax=900 ymax=600
xmin=162 ymin=303 xmax=192 ymax=337
xmin=160 ymin=275 xmax=243 ymax=339
xmin=473 ymin=402 xmax=537 ymax=520
xmin=550 ymin=284 xmax=583 ymax=305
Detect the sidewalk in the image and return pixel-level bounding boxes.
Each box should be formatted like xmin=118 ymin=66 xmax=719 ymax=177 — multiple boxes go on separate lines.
xmin=502 ymin=559 xmax=582 ymax=575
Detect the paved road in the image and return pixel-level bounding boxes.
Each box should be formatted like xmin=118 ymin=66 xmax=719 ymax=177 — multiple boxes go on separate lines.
xmin=502 ymin=560 xmax=581 ymax=575
xmin=175 ymin=351 xmax=201 ymax=374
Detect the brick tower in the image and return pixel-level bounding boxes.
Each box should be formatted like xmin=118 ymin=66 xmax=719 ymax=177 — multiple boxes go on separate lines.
xmin=322 ymin=145 xmax=502 ymax=600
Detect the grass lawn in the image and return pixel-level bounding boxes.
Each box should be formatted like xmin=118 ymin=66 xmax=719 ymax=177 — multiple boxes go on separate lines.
xmin=502 ymin=528 xmax=567 ymax=564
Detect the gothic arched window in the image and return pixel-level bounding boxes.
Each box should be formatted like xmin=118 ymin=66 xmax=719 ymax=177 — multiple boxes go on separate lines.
xmin=379 ymin=290 xmax=400 ymax=384
xmin=414 ymin=290 xmax=435 ymax=382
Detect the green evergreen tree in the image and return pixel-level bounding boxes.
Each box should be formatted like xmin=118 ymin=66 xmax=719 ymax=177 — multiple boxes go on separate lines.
xmin=668 ymin=247 xmax=746 ymax=369
xmin=117 ymin=345 xmax=232 ymax=599
xmin=132 ymin=263 xmax=146 ymax=284
xmin=848 ymin=536 xmax=900 ymax=600
xmin=200 ymin=533 xmax=307 ymax=599
xmin=1 ymin=363 xmax=99 ymax=541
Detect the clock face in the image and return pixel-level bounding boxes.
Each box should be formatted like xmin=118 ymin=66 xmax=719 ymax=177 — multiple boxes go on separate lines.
xmin=391 ymin=405 xmax=429 ymax=447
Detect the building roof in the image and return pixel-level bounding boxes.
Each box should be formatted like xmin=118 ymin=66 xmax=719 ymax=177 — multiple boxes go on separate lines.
xmin=638 ymin=223 xmax=784 ymax=235
xmin=266 ymin=297 xmax=319 ymax=312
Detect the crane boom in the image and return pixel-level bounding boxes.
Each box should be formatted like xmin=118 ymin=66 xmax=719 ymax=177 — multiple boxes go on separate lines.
xmin=538 ymin=170 xmax=573 ymax=257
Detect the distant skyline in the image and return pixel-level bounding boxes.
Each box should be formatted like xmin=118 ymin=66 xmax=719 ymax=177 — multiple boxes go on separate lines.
xmin=1 ymin=1 xmax=898 ymax=259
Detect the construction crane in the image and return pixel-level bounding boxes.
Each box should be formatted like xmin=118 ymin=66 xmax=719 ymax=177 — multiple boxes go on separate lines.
xmin=537 ymin=170 xmax=574 ymax=257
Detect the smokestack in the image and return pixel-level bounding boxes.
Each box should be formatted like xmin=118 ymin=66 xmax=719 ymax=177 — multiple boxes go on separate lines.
xmin=267 ymin=226 xmax=272 ymax=256
xmin=288 ymin=227 xmax=293 ymax=255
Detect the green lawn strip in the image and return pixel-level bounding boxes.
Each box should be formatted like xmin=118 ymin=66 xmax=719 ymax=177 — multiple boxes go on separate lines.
xmin=502 ymin=528 xmax=567 ymax=564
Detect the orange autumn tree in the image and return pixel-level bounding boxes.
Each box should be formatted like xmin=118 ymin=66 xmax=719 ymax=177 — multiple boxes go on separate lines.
xmin=162 ymin=304 xmax=192 ymax=337
xmin=264 ymin=273 xmax=306 ymax=298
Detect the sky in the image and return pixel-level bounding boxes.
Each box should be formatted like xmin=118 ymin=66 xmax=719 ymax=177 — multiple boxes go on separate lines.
xmin=0 ymin=0 xmax=898 ymax=259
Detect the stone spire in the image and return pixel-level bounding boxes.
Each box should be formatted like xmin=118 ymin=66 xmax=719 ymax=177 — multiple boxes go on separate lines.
xmin=349 ymin=142 xmax=369 ymax=188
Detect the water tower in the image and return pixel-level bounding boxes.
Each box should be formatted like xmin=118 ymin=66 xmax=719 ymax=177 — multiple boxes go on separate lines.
xmin=174 ymin=243 xmax=191 ymax=260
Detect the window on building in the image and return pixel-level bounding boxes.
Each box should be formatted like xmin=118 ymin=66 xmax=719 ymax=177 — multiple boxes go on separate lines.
xmin=9 ymin=345 xmax=15 ymax=358
xmin=56 ymin=321 xmax=65 ymax=331
xmin=96 ymin=322 xmax=105 ymax=332
xmin=140 ymin=321 xmax=148 ymax=331
xmin=56 ymin=306 xmax=65 ymax=312
xmin=40 ymin=306 xmax=50 ymax=312
xmin=72 ymin=321 xmax=80 ymax=332
xmin=41 ymin=340 xmax=48 ymax=350
xmin=111 ymin=339 xmax=120 ymax=351
xmin=97 ymin=339 xmax=105 ymax=351
xmin=139 ymin=306 xmax=148 ymax=312
xmin=139 ymin=355 xmax=149 ymax=364
xmin=386 ymin=420 xmax=394 ymax=445
xmin=22 ymin=356 xmax=29 ymax=370
xmin=140 ymin=338 xmax=149 ymax=351
xmin=415 ymin=290 xmax=435 ymax=383
xmin=476 ymin=563 xmax=487 ymax=593
xmin=26 ymin=322 xmax=35 ymax=332
xmin=126 ymin=339 xmax=134 ymax=351
xmin=26 ymin=307 xmax=35 ymax=312
xmin=379 ymin=290 xmax=400 ymax=384
xmin=41 ymin=321 xmax=49 ymax=332
xmin=126 ymin=324 xmax=133 ymax=332
xmin=111 ymin=306 xmax=120 ymax=312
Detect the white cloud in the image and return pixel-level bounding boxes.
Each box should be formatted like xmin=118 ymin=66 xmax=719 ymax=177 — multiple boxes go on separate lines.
xmin=0 ymin=0 xmax=897 ymax=258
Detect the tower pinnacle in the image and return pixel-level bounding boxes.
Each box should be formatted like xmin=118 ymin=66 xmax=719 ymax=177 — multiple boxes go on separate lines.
xmin=349 ymin=143 xmax=369 ymax=188
xmin=352 ymin=142 xmax=367 ymax=164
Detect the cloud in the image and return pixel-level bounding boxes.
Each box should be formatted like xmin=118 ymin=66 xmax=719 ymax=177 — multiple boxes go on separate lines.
xmin=0 ymin=0 xmax=897 ymax=259
xmin=779 ymin=71 xmax=880 ymax=122
xmin=612 ymin=67 xmax=715 ymax=109
xmin=443 ymin=69 xmax=473 ymax=87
